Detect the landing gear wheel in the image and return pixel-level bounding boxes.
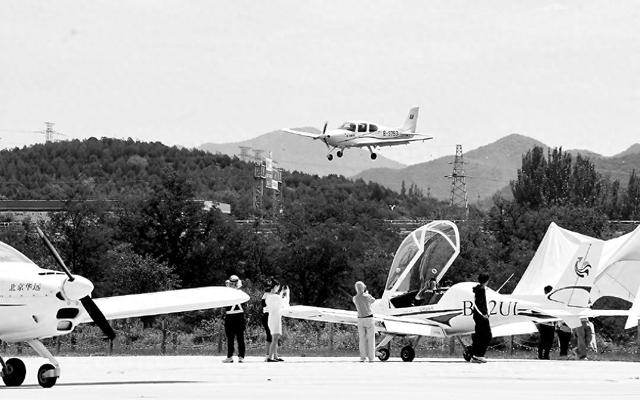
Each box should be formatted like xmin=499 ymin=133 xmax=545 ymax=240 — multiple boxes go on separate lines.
xmin=377 ymin=347 xmax=390 ymax=362
xmin=327 ymin=154 xmax=334 ymax=161
xmin=370 ymin=153 xmax=377 ymax=160
xmin=37 ymin=364 xmax=57 ymax=388
xmin=2 ymin=358 xmax=26 ymax=387
xmin=337 ymin=150 xmax=343 ymax=158
xmin=463 ymin=345 xmax=472 ymax=362
xmin=400 ymin=346 xmax=415 ymax=362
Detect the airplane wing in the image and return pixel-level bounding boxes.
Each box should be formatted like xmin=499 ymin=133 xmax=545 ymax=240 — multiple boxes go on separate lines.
xmin=490 ymin=321 xmax=539 ymax=337
xmin=77 ymin=287 xmax=249 ymax=323
xmin=281 ymin=128 xmax=321 ymax=139
xmin=349 ymin=135 xmax=433 ymax=148
xmin=284 ymin=305 xmax=445 ymax=337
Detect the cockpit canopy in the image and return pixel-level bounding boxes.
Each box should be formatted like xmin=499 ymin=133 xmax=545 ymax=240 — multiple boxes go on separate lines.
xmin=384 ymin=221 xmax=460 ymax=304
xmin=338 ymin=122 xmax=378 ymax=133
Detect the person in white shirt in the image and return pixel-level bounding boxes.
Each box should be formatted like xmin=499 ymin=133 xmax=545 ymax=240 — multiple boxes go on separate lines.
xmin=264 ymin=280 xmax=289 ymax=362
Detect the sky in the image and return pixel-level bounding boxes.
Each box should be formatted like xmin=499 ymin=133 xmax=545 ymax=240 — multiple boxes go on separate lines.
xmin=1 ymin=0 xmax=639 ymax=165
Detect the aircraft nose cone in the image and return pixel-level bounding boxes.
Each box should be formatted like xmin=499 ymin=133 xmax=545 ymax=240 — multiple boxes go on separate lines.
xmin=63 ymin=275 xmax=94 ymax=300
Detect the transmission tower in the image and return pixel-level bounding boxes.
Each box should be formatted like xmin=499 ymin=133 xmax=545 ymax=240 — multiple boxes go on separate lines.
xmin=37 ymin=122 xmax=64 ymax=142
xmin=446 ymin=144 xmax=468 ymax=216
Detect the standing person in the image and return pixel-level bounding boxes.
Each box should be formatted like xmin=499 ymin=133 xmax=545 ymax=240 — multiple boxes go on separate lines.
xmin=470 ymin=272 xmax=492 ymax=363
xmin=574 ymin=317 xmax=594 ymax=360
xmin=261 ymin=280 xmax=273 ymax=361
xmin=556 ymin=321 xmax=572 ymax=357
xmin=536 ymin=285 xmax=555 ymax=360
xmin=222 ymin=275 xmax=246 ymax=363
xmin=264 ymin=280 xmax=289 ymax=362
xmin=353 ymin=281 xmax=376 ymax=362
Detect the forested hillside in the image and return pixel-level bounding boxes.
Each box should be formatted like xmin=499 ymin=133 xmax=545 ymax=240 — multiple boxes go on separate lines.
xmin=0 ymin=139 xmax=638 ymax=345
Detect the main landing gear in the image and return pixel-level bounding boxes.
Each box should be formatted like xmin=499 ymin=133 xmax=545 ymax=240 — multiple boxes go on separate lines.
xmin=1 ymin=340 xmax=60 ymax=388
xmin=366 ymin=146 xmax=377 ymax=160
xmin=326 ymin=150 xmax=344 ymax=161
xmin=375 ymin=335 xmax=417 ymax=362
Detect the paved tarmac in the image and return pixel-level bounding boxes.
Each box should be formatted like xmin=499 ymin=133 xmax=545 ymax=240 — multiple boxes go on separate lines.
xmin=0 ymin=356 xmax=638 ymax=399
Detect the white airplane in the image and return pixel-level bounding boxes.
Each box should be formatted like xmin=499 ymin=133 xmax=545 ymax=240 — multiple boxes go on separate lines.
xmin=283 ymin=107 xmax=432 ymax=160
xmin=284 ymin=221 xmax=629 ymax=362
xmin=0 ymin=228 xmax=249 ymax=388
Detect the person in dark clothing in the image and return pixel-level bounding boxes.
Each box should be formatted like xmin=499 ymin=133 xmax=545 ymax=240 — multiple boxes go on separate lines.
xmin=556 ymin=321 xmax=572 ymax=357
xmin=222 ymin=275 xmax=246 ymax=363
xmin=536 ymin=285 xmax=555 ymax=360
xmin=261 ymin=280 xmax=274 ymax=361
xmin=470 ymin=272 xmax=492 ymax=363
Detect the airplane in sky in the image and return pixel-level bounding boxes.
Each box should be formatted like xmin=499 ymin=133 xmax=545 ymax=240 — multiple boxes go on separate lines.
xmin=0 ymin=228 xmax=249 ymax=388
xmin=282 ymin=107 xmax=432 ymax=160
xmin=284 ymin=221 xmax=629 ymax=362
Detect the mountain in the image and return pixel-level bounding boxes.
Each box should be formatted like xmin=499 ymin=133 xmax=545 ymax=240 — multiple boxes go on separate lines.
xmin=200 ymin=130 xmax=406 ymax=177
xmin=613 ymin=144 xmax=640 ymax=158
xmin=354 ymin=134 xmax=547 ymax=202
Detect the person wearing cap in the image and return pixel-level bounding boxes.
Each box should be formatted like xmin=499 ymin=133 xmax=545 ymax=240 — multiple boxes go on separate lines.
xmin=222 ymin=275 xmax=246 ymax=363
xmin=264 ymin=280 xmax=289 ymax=362
xmin=353 ymin=281 xmax=376 ymax=362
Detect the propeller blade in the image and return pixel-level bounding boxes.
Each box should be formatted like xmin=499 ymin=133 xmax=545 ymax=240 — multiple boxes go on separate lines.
xmin=80 ymin=296 xmax=116 ymax=340
xmin=36 ymin=227 xmax=74 ymax=281
xmin=322 ymin=121 xmax=328 ymax=135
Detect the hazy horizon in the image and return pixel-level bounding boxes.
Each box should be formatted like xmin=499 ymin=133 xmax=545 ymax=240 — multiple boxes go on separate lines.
xmin=2 ymin=1 xmax=639 ymax=165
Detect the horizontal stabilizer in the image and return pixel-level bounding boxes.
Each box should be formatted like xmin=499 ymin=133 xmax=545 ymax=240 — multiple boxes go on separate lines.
xmin=78 ymin=287 xmax=249 ymax=323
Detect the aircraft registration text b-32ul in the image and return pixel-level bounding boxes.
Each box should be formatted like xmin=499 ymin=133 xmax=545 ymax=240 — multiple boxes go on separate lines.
xmin=283 ymin=106 xmax=432 ymax=160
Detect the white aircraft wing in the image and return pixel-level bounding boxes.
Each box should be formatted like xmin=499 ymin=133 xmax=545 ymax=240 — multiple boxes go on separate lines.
xmin=490 ymin=321 xmax=539 ymax=337
xmin=281 ymin=128 xmax=321 ymax=139
xmin=77 ymin=287 xmax=249 ymax=323
xmin=349 ymin=135 xmax=433 ymax=148
xmin=284 ymin=305 xmax=445 ymax=337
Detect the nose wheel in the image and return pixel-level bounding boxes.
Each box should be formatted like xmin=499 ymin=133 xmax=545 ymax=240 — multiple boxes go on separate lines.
xmin=377 ymin=347 xmax=390 ymax=361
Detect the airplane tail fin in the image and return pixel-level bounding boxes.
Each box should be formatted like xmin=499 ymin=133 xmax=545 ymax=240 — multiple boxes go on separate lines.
xmin=400 ymin=107 xmax=419 ymax=133
xmin=547 ymin=241 xmax=603 ymax=308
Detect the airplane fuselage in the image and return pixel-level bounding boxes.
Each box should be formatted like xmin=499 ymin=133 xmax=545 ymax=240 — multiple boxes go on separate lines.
xmin=375 ymin=282 xmax=552 ymax=337
xmin=324 ymin=123 xmax=421 ymax=149
xmin=0 ymin=263 xmax=86 ymax=342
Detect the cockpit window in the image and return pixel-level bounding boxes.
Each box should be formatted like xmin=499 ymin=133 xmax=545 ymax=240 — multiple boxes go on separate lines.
xmin=357 ymin=123 xmax=367 ymax=132
xmin=369 ymin=124 xmax=378 ymax=132
xmin=0 ymin=242 xmax=35 ymax=264
xmin=339 ymin=122 xmax=356 ymax=132
xmin=385 ymin=221 xmax=460 ymax=307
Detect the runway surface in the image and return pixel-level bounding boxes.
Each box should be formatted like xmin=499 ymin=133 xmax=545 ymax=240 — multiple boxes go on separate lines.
xmin=1 ymin=356 xmax=638 ymax=399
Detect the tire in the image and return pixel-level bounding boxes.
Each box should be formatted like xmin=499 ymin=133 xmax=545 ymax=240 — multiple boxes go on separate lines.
xmin=2 ymin=358 xmax=26 ymax=387
xmin=337 ymin=151 xmax=343 ymax=158
xmin=327 ymin=154 xmax=334 ymax=161
xmin=400 ymin=346 xmax=415 ymax=362
xmin=377 ymin=347 xmax=390 ymax=362
xmin=37 ymin=364 xmax=57 ymax=388
xmin=370 ymin=153 xmax=377 ymax=160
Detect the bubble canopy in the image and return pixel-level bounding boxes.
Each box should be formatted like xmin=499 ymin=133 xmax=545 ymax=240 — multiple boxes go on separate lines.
xmin=384 ymin=221 xmax=460 ymax=297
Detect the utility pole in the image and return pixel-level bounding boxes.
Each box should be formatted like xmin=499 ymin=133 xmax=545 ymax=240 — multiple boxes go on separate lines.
xmin=37 ymin=122 xmax=64 ymax=143
xmin=445 ymin=144 xmax=468 ymax=218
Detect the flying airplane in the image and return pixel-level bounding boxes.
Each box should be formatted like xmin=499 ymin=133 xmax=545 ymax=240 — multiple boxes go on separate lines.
xmin=282 ymin=107 xmax=432 ymax=160
xmin=284 ymin=221 xmax=629 ymax=362
xmin=0 ymin=228 xmax=249 ymax=388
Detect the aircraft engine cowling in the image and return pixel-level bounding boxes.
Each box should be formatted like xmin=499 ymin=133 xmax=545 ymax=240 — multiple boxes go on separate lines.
xmin=62 ymin=275 xmax=94 ymax=301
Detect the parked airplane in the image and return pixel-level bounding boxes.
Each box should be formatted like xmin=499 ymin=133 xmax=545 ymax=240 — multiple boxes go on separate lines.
xmin=0 ymin=228 xmax=249 ymax=388
xmin=282 ymin=107 xmax=432 ymax=160
xmin=284 ymin=221 xmax=628 ymax=362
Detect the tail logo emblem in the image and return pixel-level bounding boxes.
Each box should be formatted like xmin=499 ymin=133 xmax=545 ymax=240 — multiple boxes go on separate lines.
xmin=574 ymin=257 xmax=591 ymax=278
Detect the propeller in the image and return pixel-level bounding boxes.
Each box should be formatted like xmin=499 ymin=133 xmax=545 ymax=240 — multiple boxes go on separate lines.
xmin=314 ymin=121 xmax=329 ymax=141
xmin=36 ymin=227 xmax=116 ymax=341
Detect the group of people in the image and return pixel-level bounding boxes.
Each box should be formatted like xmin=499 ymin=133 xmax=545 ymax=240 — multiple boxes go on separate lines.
xmin=537 ymin=285 xmax=597 ymax=360
xmin=222 ymin=275 xmax=289 ymax=363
